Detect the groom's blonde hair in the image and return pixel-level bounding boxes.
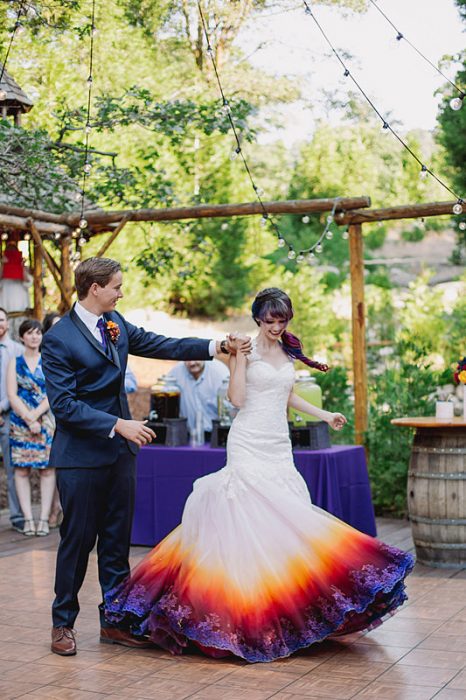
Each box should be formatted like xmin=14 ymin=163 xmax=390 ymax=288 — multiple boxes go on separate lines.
xmin=75 ymin=257 xmax=122 ymax=300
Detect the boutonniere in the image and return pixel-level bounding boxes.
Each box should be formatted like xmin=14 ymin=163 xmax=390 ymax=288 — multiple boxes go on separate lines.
xmin=106 ymin=320 xmax=120 ymax=344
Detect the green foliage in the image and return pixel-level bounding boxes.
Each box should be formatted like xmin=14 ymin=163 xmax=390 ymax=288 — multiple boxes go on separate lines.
xmin=315 ymin=366 xmax=355 ymax=445
xmin=365 ymin=341 xmax=438 ymax=515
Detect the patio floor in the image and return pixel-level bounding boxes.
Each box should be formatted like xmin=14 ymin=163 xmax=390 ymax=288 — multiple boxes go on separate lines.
xmin=0 ymin=515 xmax=465 ymax=700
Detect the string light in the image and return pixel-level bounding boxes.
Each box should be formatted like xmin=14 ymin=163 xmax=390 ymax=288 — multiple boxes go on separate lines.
xmin=197 ymin=0 xmax=343 ymax=261
xmin=459 ymin=222 xmax=466 ymax=231
xmin=78 ymin=0 xmax=97 ymax=236
xmin=453 ymin=201 xmax=464 ymax=215
xmin=367 ymin=0 xmax=465 ymax=109
xmin=24 ymin=232 xmax=31 ymax=241
xmin=0 ymin=2 xmax=25 ymax=86
xmin=302 ymin=215 xmax=310 ymax=224
xmin=1 ymin=232 xmax=8 ymax=241
xmin=342 ymin=229 xmax=349 ymax=240
xmin=420 ymin=165 xmax=428 ymax=180
xmin=302 ymin=1 xmax=464 ymax=203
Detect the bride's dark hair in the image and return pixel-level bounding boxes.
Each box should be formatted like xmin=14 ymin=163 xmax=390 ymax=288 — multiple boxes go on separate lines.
xmin=251 ymin=288 xmax=329 ymax=372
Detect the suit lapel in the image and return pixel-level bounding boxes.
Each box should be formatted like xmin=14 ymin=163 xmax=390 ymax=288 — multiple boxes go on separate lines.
xmin=70 ymin=306 xmax=119 ymax=367
xmin=104 ymin=315 xmax=121 ymax=370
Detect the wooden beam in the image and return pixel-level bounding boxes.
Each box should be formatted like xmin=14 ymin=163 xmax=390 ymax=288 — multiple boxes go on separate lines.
xmin=33 ymin=239 xmax=43 ymax=320
xmin=94 ymin=215 xmax=131 ymax=258
xmin=349 ymin=223 xmax=368 ymax=446
xmin=0 ymin=197 xmax=371 ymax=229
xmin=335 ymin=200 xmax=461 ymax=226
xmin=64 ymin=197 xmax=371 ymax=227
xmin=0 ymin=213 xmax=70 ymax=235
xmin=59 ymin=236 xmax=74 ymax=312
xmin=27 ymin=219 xmax=70 ymax=306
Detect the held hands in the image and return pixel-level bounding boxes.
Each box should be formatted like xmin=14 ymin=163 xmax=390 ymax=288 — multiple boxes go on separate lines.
xmin=327 ymin=412 xmax=347 ymax=431
xmin=226 ymin=332 xmax=252 ymax=356
xmin=29 ymin=420 xmax=41 ymax=434
xmin=115 ymin=418 xmax=156 ymax=447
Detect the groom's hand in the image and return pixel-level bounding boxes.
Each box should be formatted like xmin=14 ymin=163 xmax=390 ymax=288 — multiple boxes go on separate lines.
xmin=115 ymin=418 xmax=156 ymax=446
xmin=227 ymin=333 xmax=252 ymax=355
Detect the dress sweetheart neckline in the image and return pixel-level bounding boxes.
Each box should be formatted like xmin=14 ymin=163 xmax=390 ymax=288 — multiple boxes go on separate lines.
xmin=253 ymin=358 xmax=292 ymax=373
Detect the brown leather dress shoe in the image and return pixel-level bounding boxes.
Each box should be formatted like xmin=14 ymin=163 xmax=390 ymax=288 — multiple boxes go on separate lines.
xmin=51 ymin=627 xmax=76 ymax=656
xmin=100 ymin=627 xmax=153 ymax=648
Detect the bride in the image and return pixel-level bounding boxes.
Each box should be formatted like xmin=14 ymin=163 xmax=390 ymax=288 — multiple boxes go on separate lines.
xmin=105 ymin=287 xmax=414 ymax=663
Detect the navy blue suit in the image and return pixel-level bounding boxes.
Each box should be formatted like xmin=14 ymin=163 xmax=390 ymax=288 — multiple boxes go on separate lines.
xmin=41 ymin=306 xmax=211 ymax=629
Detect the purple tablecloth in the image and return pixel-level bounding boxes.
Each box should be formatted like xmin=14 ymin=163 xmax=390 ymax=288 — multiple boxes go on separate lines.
xmin=132 ymin=444 xmax=376 ymax=546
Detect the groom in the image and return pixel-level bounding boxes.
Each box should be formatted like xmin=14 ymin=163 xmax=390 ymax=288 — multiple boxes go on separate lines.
xmin=42 ymin=256 xmax=248 ymax=656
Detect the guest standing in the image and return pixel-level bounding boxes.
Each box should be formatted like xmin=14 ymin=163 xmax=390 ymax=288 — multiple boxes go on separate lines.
xmin=0 ymin=307 xmax=24 ymax=532
xmin=167 ymin=359 xmax=229 ymax=441
xmin=7 ymin=319 xmax=55 ymax=536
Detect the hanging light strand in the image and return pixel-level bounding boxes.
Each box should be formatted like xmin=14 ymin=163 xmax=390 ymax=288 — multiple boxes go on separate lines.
xmin=367 ymin=0 xmax=464 ymax=103
xmin=302 ymin=1 xmax=464 ymax=209
xmin=78 ymin=0 xmax=97 ymax=233
xmin=197 ymin=1 xmax=338 ymax=259
xmin=0 ymin=1 xmax=26 ymax=85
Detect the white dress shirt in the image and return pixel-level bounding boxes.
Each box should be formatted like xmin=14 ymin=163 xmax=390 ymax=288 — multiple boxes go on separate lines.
xmin=74 ymin=301 xmax=106 ymax=342
xmin=0 ymin=335 xmax=24 ymax=413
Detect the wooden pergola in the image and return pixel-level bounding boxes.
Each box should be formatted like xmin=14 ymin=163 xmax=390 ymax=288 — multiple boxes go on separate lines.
xmin=0 ymin=196 xmax=459 ymax=445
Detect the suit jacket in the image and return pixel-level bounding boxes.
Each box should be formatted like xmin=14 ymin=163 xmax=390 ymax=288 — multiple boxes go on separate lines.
xmin=41 ymin=306 xmax=211 ymax=468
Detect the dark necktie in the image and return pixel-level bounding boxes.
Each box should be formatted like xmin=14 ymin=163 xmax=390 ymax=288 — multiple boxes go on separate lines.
xmin=96 ymin=318 xmax=108 ymax=352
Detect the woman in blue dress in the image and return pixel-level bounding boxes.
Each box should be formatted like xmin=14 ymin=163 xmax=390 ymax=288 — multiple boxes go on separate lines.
xmin=7 ymin=319 xmax=54 ymax=536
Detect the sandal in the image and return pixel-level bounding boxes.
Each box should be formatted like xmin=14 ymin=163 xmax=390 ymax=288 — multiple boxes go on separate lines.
xmin=49 ymin=510 xmax=63 ymax=529
xmin=36 ymin=519 xmax=50 ymax=537
xmin=23 ymin=519 xmax=36 ymax=536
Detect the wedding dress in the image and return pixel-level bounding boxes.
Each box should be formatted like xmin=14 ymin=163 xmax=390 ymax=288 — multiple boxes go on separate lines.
xmin=105 ymin=343 xmax=414 ymax=662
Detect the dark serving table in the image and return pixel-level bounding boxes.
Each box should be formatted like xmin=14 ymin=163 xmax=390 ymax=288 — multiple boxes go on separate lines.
xmin=131 ymin=444 xmax=376 ymax=546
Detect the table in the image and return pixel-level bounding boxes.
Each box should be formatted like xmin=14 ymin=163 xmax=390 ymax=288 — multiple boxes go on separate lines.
xmin=131 ymin=444 xmax=376 ymax=546
xmin=392 ymin=416 xmax=466 ymax=568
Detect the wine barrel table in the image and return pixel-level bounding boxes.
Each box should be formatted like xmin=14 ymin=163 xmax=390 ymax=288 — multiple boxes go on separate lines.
xmin=392 ymin=417 xmax=466 ymax=568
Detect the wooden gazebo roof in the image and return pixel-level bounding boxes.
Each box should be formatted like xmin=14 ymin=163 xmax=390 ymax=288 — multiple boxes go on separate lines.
xmin=0 ymin=64 xmax=33 ymax=124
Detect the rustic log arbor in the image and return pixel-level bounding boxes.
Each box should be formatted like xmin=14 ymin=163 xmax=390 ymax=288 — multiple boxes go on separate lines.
xmin=0 ymin=197 xmax=459 ymax=445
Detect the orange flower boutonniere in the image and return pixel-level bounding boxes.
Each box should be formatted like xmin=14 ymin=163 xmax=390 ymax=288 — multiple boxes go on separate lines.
xmin=106 ymin=320 xmax=120 ymax=345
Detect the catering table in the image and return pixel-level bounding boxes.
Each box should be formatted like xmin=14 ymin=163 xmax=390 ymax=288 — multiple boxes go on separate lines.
xmin=131 ymin=444 xmax=376 ymax=545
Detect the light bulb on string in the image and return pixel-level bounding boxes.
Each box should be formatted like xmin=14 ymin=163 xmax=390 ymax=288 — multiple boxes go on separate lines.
xmin=453 ymin=202 xmax=463 ymax=215
xmin=206 ymin=45 xmax=214 ymax=56
xmin=221 ymin=100 xmax=231 ymax=115
xmin=420 ymin=165 xmax=428 ymax=180
xmin=287 ymin=248 xmax=296 ymax=260
xmin=260 ymin=214 xmax=268 ymax=227
xmin=296 ymin=253 xmax=305 ymax=264
xmin=343 ymin=69 xmax=349 ymax=77
xmin=253 ymin=185 xmax=264 ymax=197
xmin=396 ymin=32 xmax=403 ymax=41
xmin=307 ymin=252 xmax=315 ymax=263
xmin=326 ymin=215 xmax=333 ymax=224
xmin=1 ymin=232 xmax=8 ymax=241
xmin=230 ymin=147 xmax=241 ymax=161
xmin=83 ymin=162 xmax=92 ymax=173
xmin=459 ymin=222 xmax=466 ymax=231
xmin=342 ymin=229 xmax=349 ymax=240
xmin=382 ymin=121 xmax=389 ymax=131
xmin=54 ymin=232 xmax=61 ymax=240
xmin=315 ymin=243 xmax=323 ymax=254
xmin=86 ymin=75 xmax=93 ymax=85
xmin=85 ymin=123 xmax=92 ymax=134
xmin=325 ymin=230 xmax=333 ymax=240
xmin=72 ymin=229 xmax=80 ymax=238
xmin=277 ymin=237 xmax=286 ymax=248
xmin=304 ymin=5 xmax=312 ymax=15
xmin=79 ymin=219 xmax=88 ymax=229
xmin=450 ymin=96 xmax=463 ymax=111
xmin=302 ymin=215 xmax=310 ymax=224
xmin=221 ymin=222 xmax=229 ymax=231
xmin=78 ymin=236 xmax=87 ymax=246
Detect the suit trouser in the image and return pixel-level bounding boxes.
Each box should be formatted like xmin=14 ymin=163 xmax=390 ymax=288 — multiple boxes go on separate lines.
xmin=0 ymin=415 xmax=23 ymax=526
xmin=52 ymin=447 xmax=136 ymax=628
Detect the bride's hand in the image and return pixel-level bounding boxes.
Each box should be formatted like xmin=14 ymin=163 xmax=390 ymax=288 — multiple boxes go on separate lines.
xmin=227 ymin=333 xmax=252 ymax=355
xmin=328 ymin=412 xmax=347 ymax=431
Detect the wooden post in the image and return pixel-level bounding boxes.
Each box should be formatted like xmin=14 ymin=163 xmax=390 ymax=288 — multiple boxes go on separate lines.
xmin=59 ymin=236 xmax=73 ymax=313
xmin=94 ymin=216 xmax=131 ymax=258
xmin=33 ymin=239 xmax=43 ymax=320
xmin=349 ymin=223 xmax=368 ymax=446
xmin=27 ymin=219 xmax=70 ymax=309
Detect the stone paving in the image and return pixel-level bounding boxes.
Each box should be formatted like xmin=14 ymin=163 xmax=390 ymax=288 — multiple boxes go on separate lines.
xmin=0 ymin=516 xmax=465 ymax=700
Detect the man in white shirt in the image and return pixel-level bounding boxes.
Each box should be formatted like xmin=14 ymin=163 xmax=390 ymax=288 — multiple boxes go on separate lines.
xmin=167 ymin=359 xmax=230 ymax=441
xmin=0 ymin=307 xmax=24 ymax=532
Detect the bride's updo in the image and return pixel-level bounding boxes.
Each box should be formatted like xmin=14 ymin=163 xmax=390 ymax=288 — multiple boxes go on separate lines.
xmin=251 ymin=288 xmax=329 ymax=372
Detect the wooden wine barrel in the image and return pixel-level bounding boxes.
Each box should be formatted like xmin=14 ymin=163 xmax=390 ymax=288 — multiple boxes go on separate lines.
xmin=392 ymin=417 xmax=466 ymax=568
